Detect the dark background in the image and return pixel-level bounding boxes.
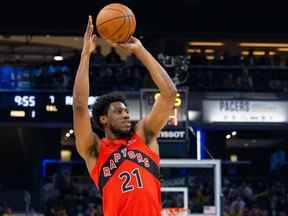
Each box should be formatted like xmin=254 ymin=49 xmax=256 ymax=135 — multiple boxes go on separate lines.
xmin=0 ymin=0 xmax=288 ymax=36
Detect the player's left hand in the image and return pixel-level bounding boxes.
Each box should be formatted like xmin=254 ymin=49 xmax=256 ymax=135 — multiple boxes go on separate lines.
xmin=82 ymin=15 xmax=97 ymax=56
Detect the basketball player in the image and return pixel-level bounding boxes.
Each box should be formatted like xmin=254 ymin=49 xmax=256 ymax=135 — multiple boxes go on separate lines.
xmin=73 ymin=16 xmax=177 ymax=216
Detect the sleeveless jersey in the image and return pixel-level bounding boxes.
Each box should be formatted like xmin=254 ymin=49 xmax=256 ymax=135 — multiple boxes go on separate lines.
xmin=90 ymin=132 xmax=162 ymax=216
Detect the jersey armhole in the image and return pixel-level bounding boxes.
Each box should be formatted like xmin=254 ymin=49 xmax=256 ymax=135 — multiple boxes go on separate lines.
xmin=133 ymin=132 xmax=160 ymax=163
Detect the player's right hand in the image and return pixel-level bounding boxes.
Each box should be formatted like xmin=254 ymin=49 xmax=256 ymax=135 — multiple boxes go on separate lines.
xmin=82 ymin=15 xmax=97 ymax=56
xmin=106 ymin=36 xmax=144 ymax=55
xmin=118 ymin=36 xmax=143 ymax=54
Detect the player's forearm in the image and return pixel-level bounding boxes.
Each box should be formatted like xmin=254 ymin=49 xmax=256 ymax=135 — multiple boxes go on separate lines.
xmin=73 ymin=53 xmax=91 ymax=110
xmin=135 ymin=47 xmax=177 ymax=98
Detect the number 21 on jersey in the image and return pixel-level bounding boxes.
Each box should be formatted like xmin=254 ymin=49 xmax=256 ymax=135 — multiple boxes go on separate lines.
xmin=119 ymin=168 xmax=143 ymax=193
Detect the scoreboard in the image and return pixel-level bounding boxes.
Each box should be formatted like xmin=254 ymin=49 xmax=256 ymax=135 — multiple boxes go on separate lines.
xmin=0 ymin=91 xmax=97 ymax=123
xmin=0 ymin=90 xmax=189 ymax=140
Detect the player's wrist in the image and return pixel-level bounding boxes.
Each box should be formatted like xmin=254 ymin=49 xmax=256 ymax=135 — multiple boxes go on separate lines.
xmin=81 ymin=50 xmax=92 ymax=57
xmin=133 ymin=45 xmax=145 ymax=56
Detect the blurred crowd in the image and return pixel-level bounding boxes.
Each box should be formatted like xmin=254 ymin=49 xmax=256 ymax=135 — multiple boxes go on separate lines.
xmin=40 ymin=169 xmax=102 ymax=216
xmin=0 ymin=203 xmax=13 ymax=216
xmin=0 ymin=47 xmax=288 ymax=93
xmin=39 ymin=171 xmax=288 ymax=216
xmin=0 ymin=63 xmax=72 ymax=90
xmin=223 ymin=178 xmax=288 ymax=216
xmin=1 ymin=169 xmax=288 ymax=215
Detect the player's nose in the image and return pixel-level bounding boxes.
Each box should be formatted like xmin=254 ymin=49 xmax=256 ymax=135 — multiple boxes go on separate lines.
xmin=122 ymin=112 xmax=129 ymax=119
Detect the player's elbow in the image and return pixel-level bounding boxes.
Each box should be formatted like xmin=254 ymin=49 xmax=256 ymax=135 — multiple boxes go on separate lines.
xmin=73 ymin=104 xmax=86 ymax=113
xmin=75 ymin=140 xmax=89 ymax=159
xmin=73 ymin=98 xmax=87 ymax=113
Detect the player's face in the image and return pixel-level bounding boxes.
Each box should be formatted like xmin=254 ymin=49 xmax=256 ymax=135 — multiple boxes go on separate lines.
xmin=107 ymin=101 xmax=131 ymax=135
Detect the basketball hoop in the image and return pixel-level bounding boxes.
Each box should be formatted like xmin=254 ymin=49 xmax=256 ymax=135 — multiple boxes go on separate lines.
xmin=161 ymin=208 xmax=188 ymax=216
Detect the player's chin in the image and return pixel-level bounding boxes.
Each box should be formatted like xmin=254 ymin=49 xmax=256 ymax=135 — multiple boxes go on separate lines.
xmin=118 ymin=125 xmax=131 ymax=133
xmin=121 ymin=125 xmax=131 ymax=132
xmin=120 ymin=123 xmax=131 ymax=131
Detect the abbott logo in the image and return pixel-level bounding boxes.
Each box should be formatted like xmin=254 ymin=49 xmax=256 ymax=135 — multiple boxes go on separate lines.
xmin=159 ymin=131 xmax=185 ymax=139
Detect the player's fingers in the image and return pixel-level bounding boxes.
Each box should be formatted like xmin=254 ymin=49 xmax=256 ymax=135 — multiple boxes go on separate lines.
xmin=88 ymin=16 xmax=94 ymax=35
xmin=92 ymin=34 xmax=97 ymax=42
xmin=129 ymin=36 xmax=137 ymax=41
xmin=85 ymin=15 xmax=91 ymax=34
xmin=117 ymin=43 xmax=126 ymax=49
xmin=118 ymin=44 xmax=133 ymax=53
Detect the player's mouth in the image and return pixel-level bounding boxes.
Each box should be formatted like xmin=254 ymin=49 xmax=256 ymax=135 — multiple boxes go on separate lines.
xmin=122 ymin=121 xmax=131 ymax=127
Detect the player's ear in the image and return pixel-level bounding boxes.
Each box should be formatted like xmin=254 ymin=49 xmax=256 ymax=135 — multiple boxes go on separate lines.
xmin=100 ymin=115 xmax=108 ymax=125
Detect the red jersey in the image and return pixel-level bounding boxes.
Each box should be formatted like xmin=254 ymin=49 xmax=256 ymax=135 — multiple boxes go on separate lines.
xmin=90 ymin=132 xmax=162 ymax=216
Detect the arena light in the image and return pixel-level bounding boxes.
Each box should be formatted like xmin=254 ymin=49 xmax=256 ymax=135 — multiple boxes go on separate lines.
xmin=204 ymin=49 xmax=215 ymax=54
xmin=269 ymin=51 xmax=276 ymax=55
xmin=278 ymin=48 xmax=288 ymax=52
xmin=61 ymin=150 xmax=72 ymax=161
xmin=241 ymin=51 xmax=249 ymax=55
xmin=252 ymin=51 xmax=275 ymax=56
xmin=226 ymin=134 xmax=231 ymax=139
xmin=241 ymin=51 xmax=275 ymax=56
xmin=253 ymin=51 xmax=265 ymax=56
xmin=189 ymin=42 xmax=224 ymax=47
xmin=206 ymin=55 xmax=215 ymax=60
xmin=196 ymin=130 xmax=202 ymax=160
xmin=230 ymin=154 xmax=238 ymax=162
xmin=186 ymin=48 xmax=201 ymax=53
xmin=65 ymin=133 xmax=70 ymax=138
xmin=54 ymin=55 xmax=64 ymax=61
xmin=239 ymin=42 xmax=288 ymax=48
xmin=196 ymin=130 xmax=205 ymax=160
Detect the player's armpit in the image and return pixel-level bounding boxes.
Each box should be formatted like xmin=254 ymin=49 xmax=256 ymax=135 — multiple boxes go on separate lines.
xmin=73 ymin=107 xmax=100 ymax=160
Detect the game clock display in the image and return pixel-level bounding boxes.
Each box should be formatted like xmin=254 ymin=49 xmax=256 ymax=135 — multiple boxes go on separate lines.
xmin=0 ymin=92 xmax=97 ymax=123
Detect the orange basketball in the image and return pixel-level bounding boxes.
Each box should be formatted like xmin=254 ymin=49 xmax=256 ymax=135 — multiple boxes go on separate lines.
xmin=96 ymin=3 xmax=136 ymax=43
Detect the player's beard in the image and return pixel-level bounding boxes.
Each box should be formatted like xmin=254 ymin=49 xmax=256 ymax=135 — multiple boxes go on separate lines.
xmin=109 ymin=124 xmax=134 ymax=139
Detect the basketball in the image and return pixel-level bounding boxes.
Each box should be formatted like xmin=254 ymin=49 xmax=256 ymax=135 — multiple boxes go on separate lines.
xmin=96 ymin=3 xmax=136 ymax=43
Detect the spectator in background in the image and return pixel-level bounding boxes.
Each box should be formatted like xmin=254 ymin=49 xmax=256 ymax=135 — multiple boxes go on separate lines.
xmin=237 ymin=68 xmax=254 ymax=91
xmin=53 ymin=206 xmax=68 ymax=216
xmin=41 ymin=175 xmax=60 ymax=209
xmin=230 ymin=196 xmax=246 ymax=215
xmin=223 ymin=73 xmax=236 ymax=90
xmin=244 ymin=49 xmax=255 ymax=66
xmin=0 ymin=202 xmax=12 ymax=216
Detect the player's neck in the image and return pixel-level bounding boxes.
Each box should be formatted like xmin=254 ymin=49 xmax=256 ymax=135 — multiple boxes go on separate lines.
xmin=105 ymin=129 xmax=119 ymax=140
xmin=104 ymin=127 xmax=133 ymax=140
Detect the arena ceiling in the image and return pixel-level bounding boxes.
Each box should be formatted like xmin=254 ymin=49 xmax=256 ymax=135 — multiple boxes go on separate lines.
xmin=0 ymin=0 xmax=288 ymax=36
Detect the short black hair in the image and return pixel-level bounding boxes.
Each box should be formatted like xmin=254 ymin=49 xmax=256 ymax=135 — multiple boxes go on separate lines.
xmin=91 ymin=92 xmax=127 ymax=133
